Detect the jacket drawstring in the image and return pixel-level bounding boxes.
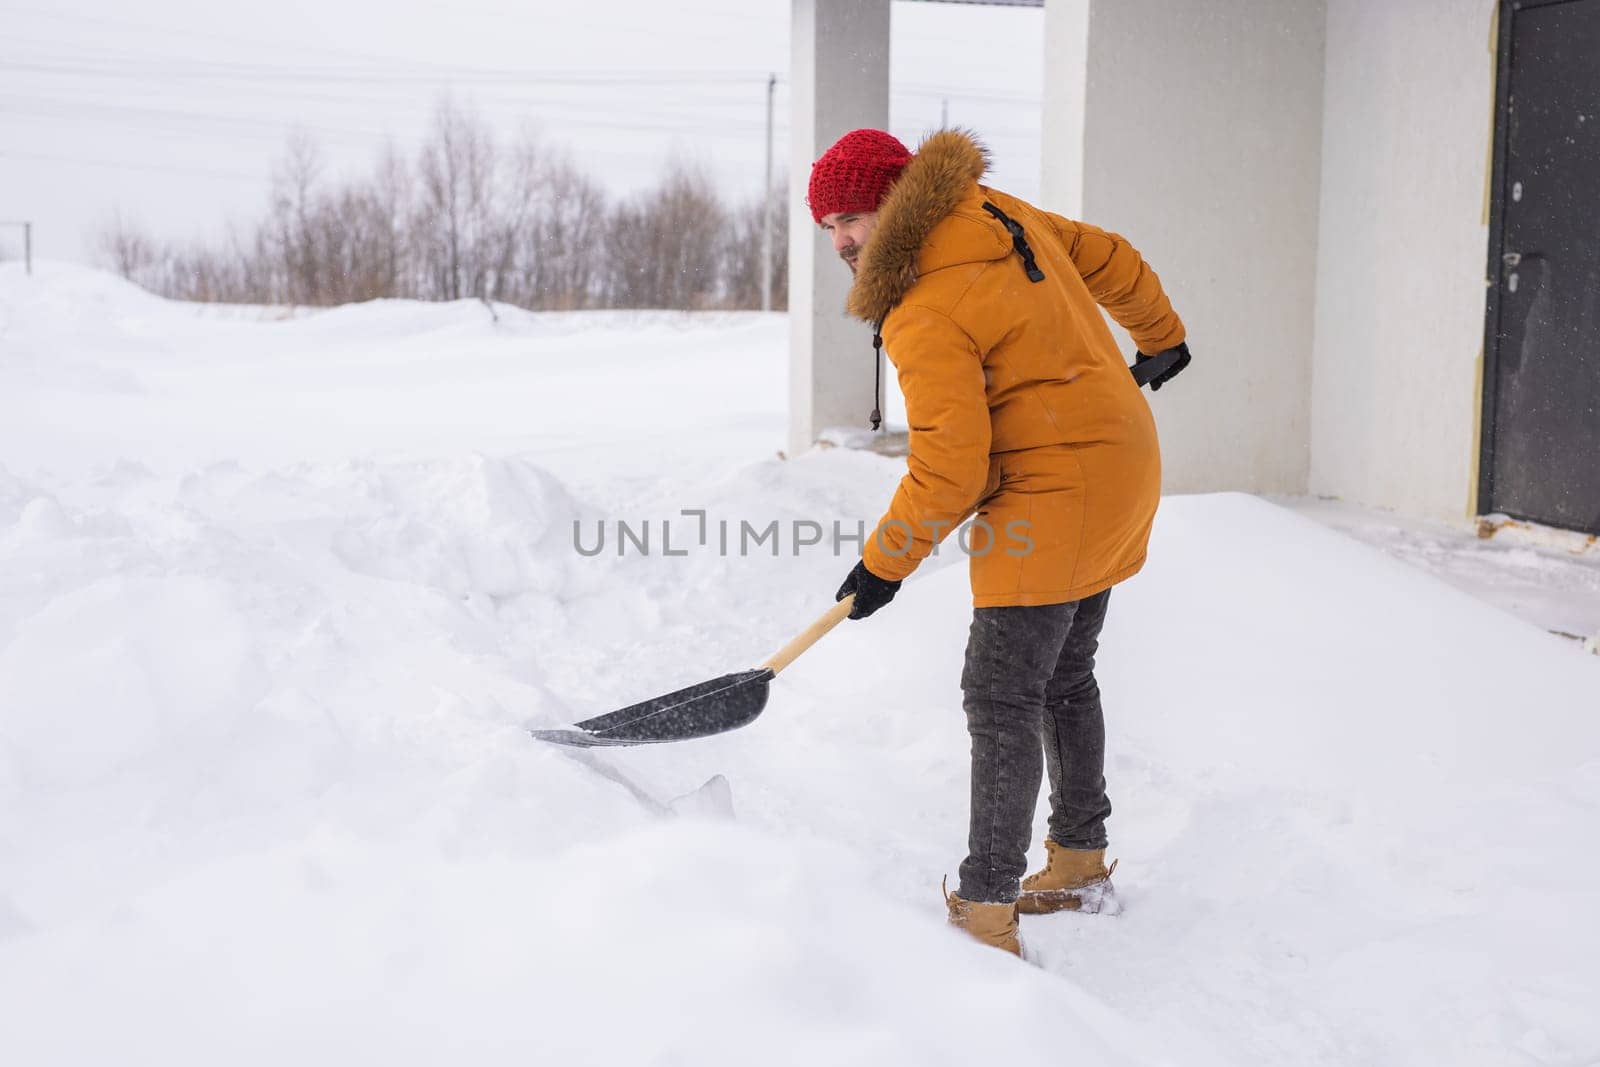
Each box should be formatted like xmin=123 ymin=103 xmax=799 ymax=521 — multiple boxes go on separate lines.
xmin=981 ymin=202 xmax=1045 ymax=283
xmin=870 ymin=318 xmax=885 ymax=431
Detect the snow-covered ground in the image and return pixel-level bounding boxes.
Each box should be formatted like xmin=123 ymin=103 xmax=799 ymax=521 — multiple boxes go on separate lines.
xmin=3 ymin=263 xmax=1598 ymax=1065
xmin=1281 ymin=496 xmax=1600 ymax=647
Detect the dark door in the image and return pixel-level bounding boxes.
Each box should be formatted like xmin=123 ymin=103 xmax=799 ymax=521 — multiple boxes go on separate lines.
xmin=1483 ymin=0 xmax=1600 ymax=535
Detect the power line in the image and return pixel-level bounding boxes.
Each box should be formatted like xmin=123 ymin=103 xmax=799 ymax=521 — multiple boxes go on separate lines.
xmin=0 ymin=81 xmax=790 ymax=123
xmin=0 ymin=94 xmax=797 ymax=141
xmin=0 ymin=97 xmax=398 ymax=141
xmin=3 ymin=53 xmax=1037 ymax=103
xmin=0 ymin=148 xmax=263 ymax=181
xmin=0 ymin=4 xmax=522 ymax=73
xmin=1 ymin=57 xmax=778 ymax=87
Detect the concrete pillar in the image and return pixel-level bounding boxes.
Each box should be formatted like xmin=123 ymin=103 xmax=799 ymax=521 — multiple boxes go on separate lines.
xmin=1071 ymin=0 xmax=1327 ymax=496
xmin=788 ymin=0 xmax=892 ymax=457
xmin=1039 ymin=0 xmax=1089 ymax=218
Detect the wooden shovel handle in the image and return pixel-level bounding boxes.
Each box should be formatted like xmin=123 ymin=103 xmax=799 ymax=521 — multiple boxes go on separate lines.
xmin=759 ymin=595 xmax=855 ymax=675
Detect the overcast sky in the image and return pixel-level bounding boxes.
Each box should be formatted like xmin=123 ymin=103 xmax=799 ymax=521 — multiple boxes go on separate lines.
xmin=0 ymin=0 xmax=1044 ymax=266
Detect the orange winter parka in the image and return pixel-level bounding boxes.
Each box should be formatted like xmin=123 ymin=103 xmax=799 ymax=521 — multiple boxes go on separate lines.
xmin=846 ymin=130 xmax=1187 ymax=608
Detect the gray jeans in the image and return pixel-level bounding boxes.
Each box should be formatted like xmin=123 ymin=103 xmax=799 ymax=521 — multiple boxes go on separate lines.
xmin=956 ymin=591 xmax=1112 ymax=903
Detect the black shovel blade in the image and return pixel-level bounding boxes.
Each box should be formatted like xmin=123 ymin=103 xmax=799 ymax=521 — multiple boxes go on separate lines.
xmin=530 ymin=667 xmax=776 ymax=748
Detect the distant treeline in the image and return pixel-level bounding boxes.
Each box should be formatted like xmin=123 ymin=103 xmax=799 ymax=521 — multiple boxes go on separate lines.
xmin=101 ymin=100 xmax=788 ymax=312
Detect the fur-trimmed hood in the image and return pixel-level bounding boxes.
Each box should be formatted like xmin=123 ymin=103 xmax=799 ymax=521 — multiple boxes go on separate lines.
xmin=845 ymin=129 xmax=1002 ymax=323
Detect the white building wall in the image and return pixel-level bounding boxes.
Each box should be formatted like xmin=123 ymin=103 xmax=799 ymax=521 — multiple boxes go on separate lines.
xmin=1074 ymin=0 xmax=1328 ymax=495
xmin=1309 ymin=1 xmax=1496 ymax=520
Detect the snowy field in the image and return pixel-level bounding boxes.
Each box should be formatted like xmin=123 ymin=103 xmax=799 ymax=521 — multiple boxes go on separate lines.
xmin=3 ymin=263 xmax=1599 ymax=1065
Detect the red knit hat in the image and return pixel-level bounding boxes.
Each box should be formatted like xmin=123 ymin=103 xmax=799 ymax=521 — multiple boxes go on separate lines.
xmin=807 ymin=129 xmax=913 ymax=224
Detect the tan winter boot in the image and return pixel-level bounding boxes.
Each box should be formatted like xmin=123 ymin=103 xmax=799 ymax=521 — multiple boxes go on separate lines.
xmin=942 ymin=878 xmax=1022 ymax=957
xmin=1018 ymin=841 xmax=1119 ymax=916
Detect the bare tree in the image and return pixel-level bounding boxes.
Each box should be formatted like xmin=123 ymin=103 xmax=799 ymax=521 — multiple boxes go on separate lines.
xmin=369 ymin=144 xmax=412 ymax=299
xmin=169 ymin=238 xmax=254 ymax=304
xmin=483 ymin=130 xmax=544 ymax=306
xmin=413 ymin=98 xmax=502 ymax=302
xmin=604 ymin=162 xmax=723 ymax=309
xmin=84 ymin=96 xmax=791 ymax=314
xmin=98 ymin=212 xmax=159 ymax=287
xmin=523 ymin=153 xmax=607 ymax=309
xmin=262 ymin=132 xmax=325 ymax=304
xmin=721 ymin=183 xmax=788 ymax=311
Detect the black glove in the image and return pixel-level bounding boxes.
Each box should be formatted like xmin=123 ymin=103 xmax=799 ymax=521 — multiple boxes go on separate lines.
xmin=835 ymin=560 xmax=902 ymax=620
xmin=1136 ymin=341 xmax=1191 ymax=391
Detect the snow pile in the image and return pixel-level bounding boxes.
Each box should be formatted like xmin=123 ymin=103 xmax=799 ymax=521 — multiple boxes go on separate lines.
xmin=2 ymin=263 xmax=1598 ymax=1065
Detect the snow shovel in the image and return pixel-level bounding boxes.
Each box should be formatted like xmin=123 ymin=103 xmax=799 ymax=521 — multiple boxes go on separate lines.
xmin=532 ymin=352 xmax=1180 ymax=750
xmin=530 ymin=594 xmax=856 ymax=748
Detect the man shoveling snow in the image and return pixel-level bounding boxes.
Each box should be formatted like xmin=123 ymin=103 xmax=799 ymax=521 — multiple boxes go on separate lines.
xmin=811 ymin=127 xmax=1192 ymax=956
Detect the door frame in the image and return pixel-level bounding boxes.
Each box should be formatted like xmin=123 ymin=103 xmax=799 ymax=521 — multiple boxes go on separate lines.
xmin=1479 ymin=0 xmax=1599 ymax=532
